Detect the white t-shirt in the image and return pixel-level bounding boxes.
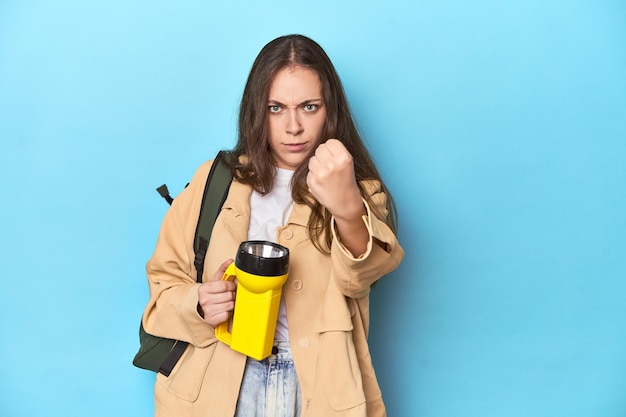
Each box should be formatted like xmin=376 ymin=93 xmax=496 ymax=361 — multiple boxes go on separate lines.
xmin=247 ymin=167 xmax=294 ymax=342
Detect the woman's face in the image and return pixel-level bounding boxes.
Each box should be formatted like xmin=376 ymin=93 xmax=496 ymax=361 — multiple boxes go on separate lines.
xmin=267 ymin=65 xmax=327 ymax=170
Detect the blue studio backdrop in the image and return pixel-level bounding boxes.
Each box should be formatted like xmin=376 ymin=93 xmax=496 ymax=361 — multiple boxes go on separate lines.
xmin=1 ymin=1 xmax=625 ymax=416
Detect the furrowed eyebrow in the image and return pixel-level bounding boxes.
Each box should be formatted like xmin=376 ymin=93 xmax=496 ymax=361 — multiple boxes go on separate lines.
xmin=267 ymin=98 xmax=323 ymax=107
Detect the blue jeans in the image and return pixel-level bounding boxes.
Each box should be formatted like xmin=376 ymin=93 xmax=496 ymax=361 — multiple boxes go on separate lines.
xmin=234 ymin=341 xmax=302 ymax=417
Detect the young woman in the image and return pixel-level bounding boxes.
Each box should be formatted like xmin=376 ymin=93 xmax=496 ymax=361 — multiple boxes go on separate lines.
xmin=142 ymin=34 xmax=404 ymax=417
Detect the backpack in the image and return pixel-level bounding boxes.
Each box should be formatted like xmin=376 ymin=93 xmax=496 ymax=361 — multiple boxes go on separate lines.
xmin=132 ymin=151 xmax=233 ymax=376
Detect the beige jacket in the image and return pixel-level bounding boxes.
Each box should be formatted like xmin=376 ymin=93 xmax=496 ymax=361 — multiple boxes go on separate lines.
xmin=143 ymin=158 xmax=404 ymax=417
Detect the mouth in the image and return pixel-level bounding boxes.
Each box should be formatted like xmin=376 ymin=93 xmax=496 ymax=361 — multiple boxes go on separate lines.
xmin=284 ymin=142 xmax=308 ymax=152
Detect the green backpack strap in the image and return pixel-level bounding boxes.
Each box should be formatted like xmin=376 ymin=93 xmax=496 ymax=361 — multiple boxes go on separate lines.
xmin=193 ymin=150 xmax=234 ymax=283
xmin=160 ymin=151 xmax=234 ymax=375
xmin=134 ymin=151 xmax=234 ymax=376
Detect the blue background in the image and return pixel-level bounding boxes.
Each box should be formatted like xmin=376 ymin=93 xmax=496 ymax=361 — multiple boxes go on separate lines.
xmin=1 ymin=1 xmax=625 ymax=416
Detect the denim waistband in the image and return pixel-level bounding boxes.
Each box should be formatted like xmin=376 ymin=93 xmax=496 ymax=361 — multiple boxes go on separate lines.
xmin=267 ymin=341 xmax=292 ymax=362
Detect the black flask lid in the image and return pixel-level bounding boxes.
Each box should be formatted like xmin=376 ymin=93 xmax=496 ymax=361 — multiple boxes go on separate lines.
xmin=236 ymin=241 xmax=289 ymax=276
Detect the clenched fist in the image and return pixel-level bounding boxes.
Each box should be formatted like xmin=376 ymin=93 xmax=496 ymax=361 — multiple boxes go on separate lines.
xmin=306 ymin=139 xmax=364 ymax=221
xmin=307 ymin=139 xmax=368 ymax=256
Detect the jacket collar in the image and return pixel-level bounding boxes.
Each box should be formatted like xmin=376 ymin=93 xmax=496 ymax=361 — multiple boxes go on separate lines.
xmin=222 ymin=178 xmax=312 ymax=232
xmin=288 ymin=201 xmax=312 ymax=227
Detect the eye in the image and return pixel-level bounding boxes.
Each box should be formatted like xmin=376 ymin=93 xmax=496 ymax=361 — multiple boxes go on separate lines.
xmin=268 ymin=104 xmax=282 ymax=113
xmin=303 ymin=104 xmax=318 ymax=112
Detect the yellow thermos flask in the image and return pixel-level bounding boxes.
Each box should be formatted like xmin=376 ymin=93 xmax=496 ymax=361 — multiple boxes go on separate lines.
xmin=215 ymin=241 xmax=289 ymax=360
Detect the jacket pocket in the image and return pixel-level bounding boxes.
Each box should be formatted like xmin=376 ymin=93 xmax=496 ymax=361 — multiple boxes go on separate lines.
xmin=156 ymin=342 xmax=217 ymax=403
xmin=318 ymin=331 xmax=366 ymax=411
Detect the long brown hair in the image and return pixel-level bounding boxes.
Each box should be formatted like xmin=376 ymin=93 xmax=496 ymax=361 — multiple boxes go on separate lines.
xmin=232 ymin=34 xmax=397 ymax=252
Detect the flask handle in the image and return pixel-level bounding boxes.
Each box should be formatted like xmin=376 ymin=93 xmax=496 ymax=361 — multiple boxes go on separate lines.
xmin=215 ymin=263 xmax=236 ymax=345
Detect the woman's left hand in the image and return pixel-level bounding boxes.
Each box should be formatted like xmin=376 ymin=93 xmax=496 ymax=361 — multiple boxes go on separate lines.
xmin=307 ymin=139 xmax=364 ymax=222
xmin=307 ymin=139 xmax=368 ymax=256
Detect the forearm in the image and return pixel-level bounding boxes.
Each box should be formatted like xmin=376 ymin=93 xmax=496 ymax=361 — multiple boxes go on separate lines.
xmin=331 ymin=195 xmax=404 ymax=298
xmin=144 ymin=264 xmax=217 ymax=347
xmin=333 ymin=203 xmax=368 ymax=257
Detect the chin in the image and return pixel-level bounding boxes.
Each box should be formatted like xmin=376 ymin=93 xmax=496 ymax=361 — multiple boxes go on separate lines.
xmin=277 ymin=158 xmax=304 ymax=170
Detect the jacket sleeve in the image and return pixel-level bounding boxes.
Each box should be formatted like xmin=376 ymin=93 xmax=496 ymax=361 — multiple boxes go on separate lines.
xmin=330 ymin=180 xmax=404 ymax=299
xmin=141 ymin=160 xmax=218 ymax=348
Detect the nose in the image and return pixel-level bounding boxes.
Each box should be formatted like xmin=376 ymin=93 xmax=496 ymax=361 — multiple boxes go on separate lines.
xmin=286 ymin=109 xmax=303 ymax=136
